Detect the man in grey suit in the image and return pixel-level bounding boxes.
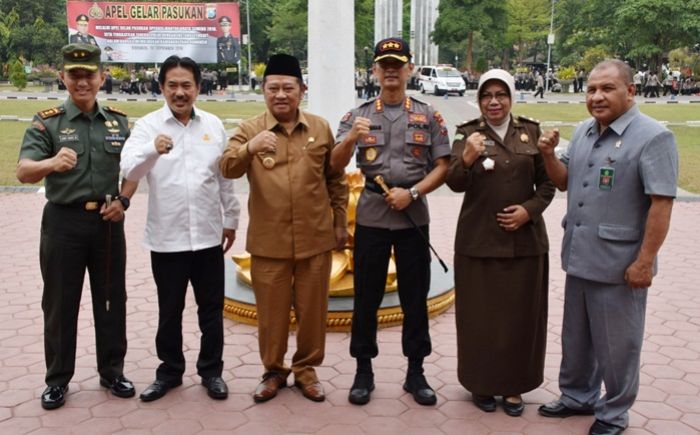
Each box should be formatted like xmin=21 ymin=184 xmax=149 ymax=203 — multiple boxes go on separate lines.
xmin=536 ymin=59 xmax=678 ymax=435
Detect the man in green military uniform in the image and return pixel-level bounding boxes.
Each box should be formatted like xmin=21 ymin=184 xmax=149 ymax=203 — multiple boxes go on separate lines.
xmin=69 ymin=14 xmax=99 ymax=47
xmin=16 ymin=43 xmax=135 ymax=410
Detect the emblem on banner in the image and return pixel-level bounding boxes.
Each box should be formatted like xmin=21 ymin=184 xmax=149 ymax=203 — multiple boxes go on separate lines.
xmin=207 ymin=6 xmax=217 ymax=19
xmin=88 ymin=4 xmax=104 ymax=19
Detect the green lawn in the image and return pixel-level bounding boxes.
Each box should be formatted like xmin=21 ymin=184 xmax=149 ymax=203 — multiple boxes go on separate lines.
xmin=514 ymin=105 xmax=700 ymax=193
xmin=2 ymin=101 xmax=699 ymax=193
xmin=0 ymin=99 xmax=265 ymax=120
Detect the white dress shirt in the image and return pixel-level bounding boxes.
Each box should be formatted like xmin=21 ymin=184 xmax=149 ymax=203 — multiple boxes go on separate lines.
xmin=121 ymin=104 xmax=240 ymax=252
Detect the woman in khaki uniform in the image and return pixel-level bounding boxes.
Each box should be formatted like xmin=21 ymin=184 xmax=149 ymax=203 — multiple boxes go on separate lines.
xmin=445 ymin=69 xmax=555 ymax=416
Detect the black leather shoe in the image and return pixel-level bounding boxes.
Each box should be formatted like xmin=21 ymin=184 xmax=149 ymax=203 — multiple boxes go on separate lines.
xmin=472 ymin=394 xmax=497 ymax=412
xmin=348 ymin=372 xmax=374 ymax=405
xmin=403 ymin=373 xmax=437 ymax=406
xmin=100 ymin=375 xmax=135 ymax=398
xmin=589 ymin=420 xmax=625 ymax=435
xmin=538 ymin=400 xmax=595 ymax=418
xmin=202 ymin=376 xmax=228 ymax=400
xmin=502 ymin=395 xmax=525 ymax=417
xmin=41 ymin=385 xmax=68 ymax=410
xmin=139 ymin=379 xmax=181 ymax=402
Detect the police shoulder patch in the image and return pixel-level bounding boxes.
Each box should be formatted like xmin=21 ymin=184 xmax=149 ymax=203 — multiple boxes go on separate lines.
xmin=105 ymin=106 xmax=128 ymax=117
xmin=37 ymin=107 xmax=65 ymax=120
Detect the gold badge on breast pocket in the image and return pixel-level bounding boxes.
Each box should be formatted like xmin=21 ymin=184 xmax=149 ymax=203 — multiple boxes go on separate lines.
xmin=365 ymin=147 xmax=377 ymax=161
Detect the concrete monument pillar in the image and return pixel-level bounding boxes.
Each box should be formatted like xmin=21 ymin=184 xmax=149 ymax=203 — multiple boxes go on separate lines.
xmin=410 ymin=0 xmax=439 ymax=66
xmin=307 ymin=0 xmax=355 ymax=132
xmin=374 ymin=0 xmax=403 ymax=43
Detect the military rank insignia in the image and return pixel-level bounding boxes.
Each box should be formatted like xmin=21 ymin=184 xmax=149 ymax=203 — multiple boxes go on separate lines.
xmin=38 ymin=107 xmax=64 ymax=119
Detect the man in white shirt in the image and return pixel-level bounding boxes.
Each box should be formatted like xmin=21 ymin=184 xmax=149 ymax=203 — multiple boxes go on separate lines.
xmin=120 ymin=55 xmax=240 ymax=402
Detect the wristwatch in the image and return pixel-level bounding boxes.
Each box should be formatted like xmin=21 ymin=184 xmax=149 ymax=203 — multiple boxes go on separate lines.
xmin=115 ymin=195 xmax=130 ymax=211
xmin=409 ymin=186 xmax=420 ymax=201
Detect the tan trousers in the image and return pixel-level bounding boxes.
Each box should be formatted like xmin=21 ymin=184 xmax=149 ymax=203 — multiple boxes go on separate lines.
xmin=250 ymin=251 xmax=331 ymax=385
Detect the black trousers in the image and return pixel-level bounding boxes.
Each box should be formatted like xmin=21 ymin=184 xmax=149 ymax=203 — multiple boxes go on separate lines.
xmin=350 ymin=224 xmax=432 ymax=360
xmin=150 ymin=246 xmax=224 ymax=383
xmin=40 ymin=202 xmax=127 ymax=387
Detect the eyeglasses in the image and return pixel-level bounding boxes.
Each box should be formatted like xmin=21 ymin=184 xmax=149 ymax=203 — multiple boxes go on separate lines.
xmin=479 ymin=92 xmax=510 ymax=102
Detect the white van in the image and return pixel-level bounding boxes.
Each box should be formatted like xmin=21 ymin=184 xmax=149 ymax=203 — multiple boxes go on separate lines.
xmin=418 ymin=65 xmax=466 ymax=96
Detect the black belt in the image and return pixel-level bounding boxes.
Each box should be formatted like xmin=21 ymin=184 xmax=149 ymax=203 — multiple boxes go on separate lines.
xmin=52 ymin=200 xmax=106 ymax=211
xmin=364 ymin=177 xmax=419 ymax=194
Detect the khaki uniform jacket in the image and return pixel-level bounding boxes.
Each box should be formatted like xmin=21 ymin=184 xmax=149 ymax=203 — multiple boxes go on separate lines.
xmin=221 ymin=110 xmax=348 ymax=260
xmin=445 ymin=115 xmax=555 ymax=258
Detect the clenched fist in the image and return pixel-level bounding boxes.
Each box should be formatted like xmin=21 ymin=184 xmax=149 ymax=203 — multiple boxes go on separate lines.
xmin=52 ymin=147 xmax=78 ymax=173
xmin=462 ymin=132 xmax=487 ymax=167
xmin=155 ymin=134 xmax=174 ymax=155
xmin=248 ymin=130 xmax=278 ymax=154
xmin=347 ymin=116 xmax=371 ymax=143
xmin=537 ymin=128 xmax=560 ymax=156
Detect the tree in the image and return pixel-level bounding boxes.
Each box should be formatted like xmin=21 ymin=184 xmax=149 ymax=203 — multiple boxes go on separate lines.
xmin=614 ymin=0 xmax=700 ymax=71
xmin=267 ymin=0 xmax=308 ymax=61
xmin=9 ymin=58 xmax=26 ymax=90
xmin=433 ymin=0 xmax=507 ymax=72
xmin=505 ymin=0 xmax=550 ymax=66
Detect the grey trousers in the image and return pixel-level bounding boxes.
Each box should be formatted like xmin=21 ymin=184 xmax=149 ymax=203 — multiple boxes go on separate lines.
xmin=558 ymin=274 xmax=647 ymax=428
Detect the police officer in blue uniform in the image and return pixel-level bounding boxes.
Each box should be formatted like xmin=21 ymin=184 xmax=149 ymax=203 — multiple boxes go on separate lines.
xmin=17 ymin=44 xmax=135 ymax=410
xmin=332 ymin=37 xmax=450 ymax=406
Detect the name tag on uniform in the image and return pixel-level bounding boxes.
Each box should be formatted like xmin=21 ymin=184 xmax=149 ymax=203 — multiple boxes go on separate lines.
xmin=483 ymin=139 xmax=495 ymax=147
xmin=599 ymin=167 xmax=615 ymax=190
xmin=58 ymin=134 xmax=79 ymax=142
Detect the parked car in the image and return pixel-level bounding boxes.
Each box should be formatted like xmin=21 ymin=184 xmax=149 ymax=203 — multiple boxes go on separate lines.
xmin=418 ymin=65 xmax=466 ymax=96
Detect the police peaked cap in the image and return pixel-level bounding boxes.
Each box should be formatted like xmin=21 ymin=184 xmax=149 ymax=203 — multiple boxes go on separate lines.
xmin=374 ymin=37 xmax=411 ymax=63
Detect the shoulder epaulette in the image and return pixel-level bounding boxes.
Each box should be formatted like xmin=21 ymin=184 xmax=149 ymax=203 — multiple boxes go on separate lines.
xmin=37 ymin=107 xmax=65 ymax=120
xmin=358 ymin=98 xmax=375 ymax=108
xmin=456 ymin=118 xmax=481 ymax=128
xmin=517 ymin=115 xmax=540 ymax=125
xmin=408 ymin=95 xmax=428 ymax=106
xmin=105 ymin=106 xmax=128 ymax=117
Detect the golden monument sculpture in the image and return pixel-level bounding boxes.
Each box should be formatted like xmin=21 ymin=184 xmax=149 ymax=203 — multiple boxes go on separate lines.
xmin=223 ymin=171 xmax=454 ymax=332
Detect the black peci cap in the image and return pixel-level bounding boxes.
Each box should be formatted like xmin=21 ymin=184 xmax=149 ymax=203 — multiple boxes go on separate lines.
xmin=264 ymin=53 xmax=302 ymax=80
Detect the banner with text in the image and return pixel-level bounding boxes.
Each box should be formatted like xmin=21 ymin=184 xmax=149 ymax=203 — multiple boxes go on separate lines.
xmin=66 ymin=1 xmax=241 ymax=64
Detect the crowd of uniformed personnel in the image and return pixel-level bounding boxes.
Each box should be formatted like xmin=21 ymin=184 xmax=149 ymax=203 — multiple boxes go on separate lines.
xmin=17 ymin=39 xmax=677 ymax=435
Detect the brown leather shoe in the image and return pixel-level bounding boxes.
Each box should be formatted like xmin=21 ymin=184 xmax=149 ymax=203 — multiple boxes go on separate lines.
xmin=253 ymin=372 xmax=287 ymax=403
xmin=294 ymin=380 xmax=325 ymax=402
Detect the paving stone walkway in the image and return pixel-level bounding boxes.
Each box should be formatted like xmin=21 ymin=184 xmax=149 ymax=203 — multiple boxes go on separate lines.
xmin=0 ymin=191 xmax=698 ymax=434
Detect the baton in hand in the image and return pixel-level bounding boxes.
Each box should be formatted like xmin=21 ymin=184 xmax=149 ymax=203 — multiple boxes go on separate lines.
xmin=374 ymin=175 xmax=448 ymax=273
